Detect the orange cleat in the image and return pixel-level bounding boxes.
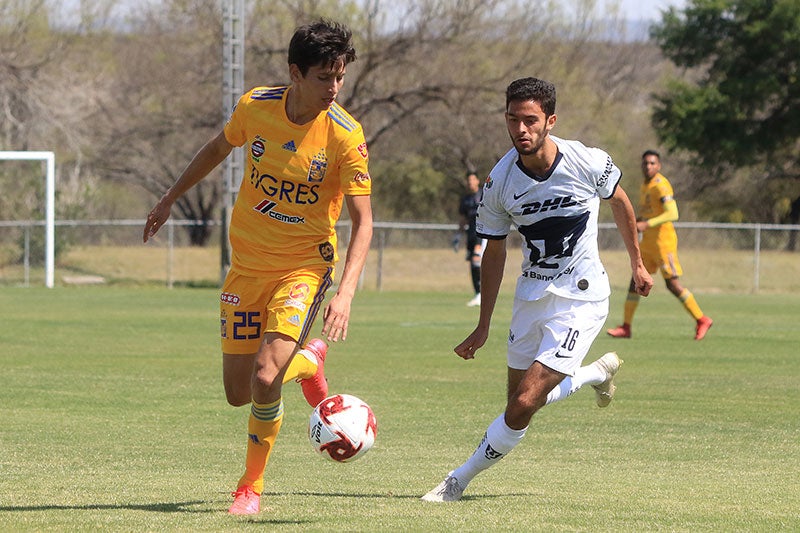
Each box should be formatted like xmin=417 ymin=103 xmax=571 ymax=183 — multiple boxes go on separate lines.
xmin=299 ymin=338 xmax=328 ymax=407
xmin=228 ymin=485 xmax=260 ymax=515
xmin=606 ymin=324 xmax=631 ymax=338
xmin=695 ymin=316 xmax=713 ymax=340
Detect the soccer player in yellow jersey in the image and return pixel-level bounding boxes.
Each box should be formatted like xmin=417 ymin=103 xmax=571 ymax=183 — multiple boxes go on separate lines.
xmin=142 ymin=20 xmax=373 ymax=515
xmin=607 ymin=150 xmax=713 ymax=340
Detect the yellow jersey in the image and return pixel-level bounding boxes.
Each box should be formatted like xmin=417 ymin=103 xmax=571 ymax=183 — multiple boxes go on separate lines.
xmin=223 ymin=86 xmax=371 ymax=274
xmin=639 ymin=172 xmax=677 ymax=251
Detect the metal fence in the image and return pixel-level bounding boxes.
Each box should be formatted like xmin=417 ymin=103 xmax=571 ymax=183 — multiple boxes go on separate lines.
xmin=1 ymin=219 xmax=798 ymax=293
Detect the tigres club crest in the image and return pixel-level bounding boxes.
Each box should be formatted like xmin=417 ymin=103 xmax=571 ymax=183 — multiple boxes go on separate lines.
xmin=319 ymin=242 xmax=335 ymax=262
xmin=308 ymin=149 xmax=328 ymax=183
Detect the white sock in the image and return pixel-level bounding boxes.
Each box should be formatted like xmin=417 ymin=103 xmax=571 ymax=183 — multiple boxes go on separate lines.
xmin=451 ymin=414 xmax=527 ymax=487
xmin=545 ymin=362 xmax=607 ymax=405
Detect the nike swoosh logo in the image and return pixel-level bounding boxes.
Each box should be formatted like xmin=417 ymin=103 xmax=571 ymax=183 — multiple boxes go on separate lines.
xmin=554 ymin=352 xmax=572 ymax=358
xmin=513 ymin=191 xmax=528 ymax=200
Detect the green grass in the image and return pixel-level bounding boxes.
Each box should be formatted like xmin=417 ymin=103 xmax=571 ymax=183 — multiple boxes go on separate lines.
xmin=1 ymin=287 xmax=798 ymax=531
xmin=4 ymin=244 xmax=800 ymax=294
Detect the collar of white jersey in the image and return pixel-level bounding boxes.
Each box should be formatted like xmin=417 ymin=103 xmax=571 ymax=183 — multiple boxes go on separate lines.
xmin=515 ymin=150 xmax=563 ymax=182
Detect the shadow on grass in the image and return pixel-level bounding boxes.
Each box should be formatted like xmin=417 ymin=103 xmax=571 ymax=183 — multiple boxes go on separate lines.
xmin=261 ymin=490 xmax=510 ymax=502
xmin=0 ymin=501 xmax=213 ymax=513
xmin=0 ymin=490 xmax=509 ymax=517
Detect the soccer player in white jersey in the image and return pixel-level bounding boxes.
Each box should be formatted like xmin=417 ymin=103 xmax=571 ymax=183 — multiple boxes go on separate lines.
xmin=422 ymin=77 xmax=653 ymax=502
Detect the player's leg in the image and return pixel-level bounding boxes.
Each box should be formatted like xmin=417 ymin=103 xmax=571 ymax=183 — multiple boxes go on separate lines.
xmin=607 ymin=277 xmax=636 ymax=338
xmin=236 ymin=268 xmax=333 ymax=500
xmin=275 ymin=268 xmax=333 ymax=404
xmin=466 ymin=237 xmax=482 ymax=307
xmin=224 ymin=268 xmax=332 ymax=514
xmin=665 ymin=277 xmax=713 ymax=340
xmin=662 ymin=253 xmax=713 ymax=339
xmin=229 ymin=332 xmax=294 ymax=514
xmin=424 ymin=295 xmax=601 ymax=502
xmin=219 ymin=271 xmax=274 ymax=514
xmin=424 ymin=363 xmax=562 ymax=502
xmin=223 ymin=352 xmax=256 ymax=406
xmin=286 ymin=338 xmax=329 ymax=406
xmin=423 ymin=296 xmax=546 ymax=502
xmin=608 ymin=249 xmax=656 ymax=338
xmin=527 ymin=297 xmax=618 ymax=406
xmin=222 ymin=345 xmax=322 ymax=405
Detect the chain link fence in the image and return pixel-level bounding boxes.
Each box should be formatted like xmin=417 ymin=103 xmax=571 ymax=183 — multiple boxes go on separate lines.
xmin=1 ymin=219 xmax=798 ymax=294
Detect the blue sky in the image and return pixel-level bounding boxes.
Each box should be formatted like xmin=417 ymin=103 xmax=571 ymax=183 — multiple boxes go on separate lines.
xmin=614 ymin=0 xmax=687 ymax=20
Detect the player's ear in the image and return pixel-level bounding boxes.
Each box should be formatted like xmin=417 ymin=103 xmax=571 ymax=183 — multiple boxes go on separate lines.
xmin=546 ymin=113 xmax=557 ymax=132
xmin=289 ymin=63 xmax=303 ymax=83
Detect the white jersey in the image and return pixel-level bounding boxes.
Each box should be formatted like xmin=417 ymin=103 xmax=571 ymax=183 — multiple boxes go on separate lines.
xmin=476 ymin=136 xmax=621 ymax=302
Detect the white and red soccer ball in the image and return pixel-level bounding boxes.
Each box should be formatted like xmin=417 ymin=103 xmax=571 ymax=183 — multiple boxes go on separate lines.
xmin=308 ymin=394 xmax=377 ymax=463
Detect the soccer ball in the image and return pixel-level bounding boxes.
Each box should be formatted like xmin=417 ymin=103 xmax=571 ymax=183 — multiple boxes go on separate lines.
xmin=308 ymin=394 xmax=377 ymax=463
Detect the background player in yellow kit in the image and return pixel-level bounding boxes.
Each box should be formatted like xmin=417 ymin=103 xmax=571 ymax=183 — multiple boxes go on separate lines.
xmin=142 ymin=20 xmax=373 ymax=515
xmin=607 ymin=150 xmax=712 ymax=340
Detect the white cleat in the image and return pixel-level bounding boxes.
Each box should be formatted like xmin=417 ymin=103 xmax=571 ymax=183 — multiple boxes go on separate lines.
xmin=421 ymin=473 xmax=465 ymax=502
xmin=466 ymin=293 xmax=481 ymax=307
xmin=591 ymin=352 xmax=623 ymax=408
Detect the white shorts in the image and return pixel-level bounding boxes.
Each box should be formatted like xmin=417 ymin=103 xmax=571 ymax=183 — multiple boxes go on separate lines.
xmin=507 ymin=292 xmax=609 ymax=375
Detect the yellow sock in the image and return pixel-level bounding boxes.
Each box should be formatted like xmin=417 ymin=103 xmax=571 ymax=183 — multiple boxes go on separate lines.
xmin=283 ymin=348 xmax=317 ymax=383
xmin=678 ymin=289 xmax=704 ymax=320
xmin=237 ymin=399 xmax=284 ymax=494
xmin=623 ymin=292 xmax=640 ymax=325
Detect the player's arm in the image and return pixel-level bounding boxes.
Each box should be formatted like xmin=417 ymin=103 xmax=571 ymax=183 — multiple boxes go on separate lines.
xmin=321 ymin=193 xmax=373 ymax=343
xmin=454 ymin=236 xmax=506 ymax=360
xmin=144 ymin=130 xmax=233 ymax=242
xmin=608 ymin=185 xmax=653 ymax=296
xmin=641 ymin=198 xmax=678 ymax=231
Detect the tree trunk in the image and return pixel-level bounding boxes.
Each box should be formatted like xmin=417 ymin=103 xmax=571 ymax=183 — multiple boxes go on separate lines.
xmin=188 ymin=222 xmax=213 ymax=247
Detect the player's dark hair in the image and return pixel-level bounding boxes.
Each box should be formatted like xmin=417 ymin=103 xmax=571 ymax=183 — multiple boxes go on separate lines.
xmin=642 ymin=149 xmax=661 ymax=160
xmin=506 ymin=77 xmax=556 ymax=117
xmin=288 ymin=19 xmax=357 ymax=75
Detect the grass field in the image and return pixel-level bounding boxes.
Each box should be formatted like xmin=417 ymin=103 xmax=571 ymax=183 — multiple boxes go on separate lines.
xmin=1 ymin=287 xmax=798 ymax=531
xmin=3 ymin=244 xmax=800 ymax=295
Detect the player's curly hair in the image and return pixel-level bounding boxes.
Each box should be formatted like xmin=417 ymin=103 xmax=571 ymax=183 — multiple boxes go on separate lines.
xmin=288 ymin=19 xmax=357 ymax=75
xmin=505 ymin=77 xmax=556 ymax=117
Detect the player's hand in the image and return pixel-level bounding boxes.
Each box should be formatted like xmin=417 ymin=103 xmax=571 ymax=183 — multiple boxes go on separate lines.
xmin=636 ymin=220 xmax=648 ymax=233
xmin=454 ymin=326 xmax=489 ymax=360
xmin=633 ymin=263 xmax=653 ymax=296
xmin=321 ymin=292 xmax=352 ymax=343
xmin=143 ymin=198 xmax=172 ymax=243
xmin=451 ymin=232 xmax=461 ymax=252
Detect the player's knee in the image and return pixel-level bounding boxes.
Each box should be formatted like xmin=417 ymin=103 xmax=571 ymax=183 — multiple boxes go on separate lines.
xmin=665 ymin=277 xmax=683 ymax=295
xmin=225 ymin=387 xmax=251 ymax=407
xmin=253 ymin=370 xmax=277 ymax=389
xmin=506 ymin=395 xmax=543 ymax=426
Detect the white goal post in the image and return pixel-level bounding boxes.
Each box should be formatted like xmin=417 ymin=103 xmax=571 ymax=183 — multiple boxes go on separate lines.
xmin=0 ymin=151 xmax=55 ymax=288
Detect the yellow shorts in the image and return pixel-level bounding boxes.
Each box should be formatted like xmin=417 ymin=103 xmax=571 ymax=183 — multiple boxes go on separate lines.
xmin=641 ymin=244 xmax=683 ymax=279
xmin=219 ymin=267 xmax=334 ymax=354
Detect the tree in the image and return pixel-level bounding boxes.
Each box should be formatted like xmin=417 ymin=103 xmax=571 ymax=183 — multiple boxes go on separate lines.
xmin=650 ymin=0 xmax=800 ymax=232
xmin=1 ymin=0 xmax=678 ymax=240
xmin=0 ymin=0 xmax=118 ymax=230
xmin=95 ymin=0 xmax=224 ymax=246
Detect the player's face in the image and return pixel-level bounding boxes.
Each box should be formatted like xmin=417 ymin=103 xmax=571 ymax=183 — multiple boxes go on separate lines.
xmin=291 ymin=60 xmax=346 ymax=114
xmin=467 ymin=174 xmax=480 ymax=192
xmin=641 ymin=154 xmax=661 ymax=179
xmin=505 ymin=99 xmax=556 ymax=156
